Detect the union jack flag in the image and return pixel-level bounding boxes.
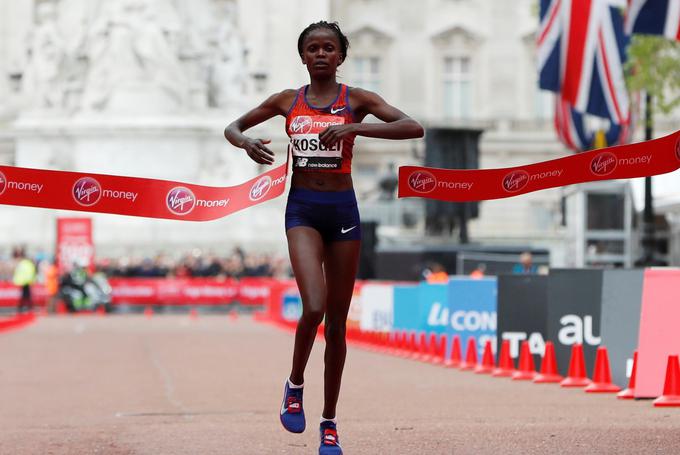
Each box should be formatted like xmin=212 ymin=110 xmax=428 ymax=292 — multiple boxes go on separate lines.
xmin=625 ymin=0 xmax=680 ymax=40
xmin=538 ymin=0 xmax=632 ymax=150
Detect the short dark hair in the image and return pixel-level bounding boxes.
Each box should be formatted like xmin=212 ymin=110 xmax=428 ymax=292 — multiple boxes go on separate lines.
xmin=297 ymin=21 xmax=350 ymax=61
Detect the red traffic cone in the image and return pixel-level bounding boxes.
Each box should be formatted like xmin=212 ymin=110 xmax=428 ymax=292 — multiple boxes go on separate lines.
xmin=459 ymin=337 xmax=478 ymax=371
xmin=431 ymin=334 xmax=447 ymax=365
xmin=144 ymin=306 xmax=154 ymax=319
xmin=444 ymin=335 xmax=462 ymax=368
xmin=412 ymin=332 xmax=427 ymax=360
xmin=617 ymin=351 xmax=638 ymax=399
xmin=96 ymin=305 xmax=106 ymax=317
xmin=419 ymin=332 xmax=433 ymax=362
xmin=492 ymin=339 xmax=515 ymax=377
xmin=56 ymin=300 xmax=67 ymax=315
xmin=512 ymin=340 xmax=536 ymax=380
xmin=407 ymin=331 xmax=418 ymax=358
xmin=229 ymin=308 xmax=239 ymax=321
xmin=653 ymin=355 xmax=680 ymax=407
xmin=585 ymin=346 xmax=621 ymax=393
xmin=534 ymin=341 xmax=563 ymax=383
xmin=475 ymin=340 xmax=495 ymax=374
xmin=425 ymin=333 xmax=439 ymax=363
xmin=190 ymin=308 xmax=198 ymax=320
xmin=397 ymin=330 xmax=410 ymax=357
xmin=560 ymin=344 xmax=591 ymax=387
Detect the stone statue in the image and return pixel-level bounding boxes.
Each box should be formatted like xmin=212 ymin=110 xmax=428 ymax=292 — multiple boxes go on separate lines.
xmin=22 ymin=1 xmax=67 ymax=109
xmin=80 ymin=0 xmax=189 ymax=113
xmin=208 ymin=1 xmax=246 ymax=109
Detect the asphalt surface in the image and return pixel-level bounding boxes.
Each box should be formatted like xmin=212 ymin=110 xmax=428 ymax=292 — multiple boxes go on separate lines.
xmin=1 ymin=315 xmax=679 ymax=455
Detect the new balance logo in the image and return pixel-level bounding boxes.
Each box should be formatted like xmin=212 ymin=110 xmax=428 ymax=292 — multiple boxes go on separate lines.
xmin=340 ymin=226 xmax=357 ymax=234
xmin=330 ymin=106 xmax=346 ymax=114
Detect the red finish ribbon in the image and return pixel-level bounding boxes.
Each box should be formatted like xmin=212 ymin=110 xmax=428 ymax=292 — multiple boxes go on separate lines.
xmin=399 ymin=130 xmax=680 ymax=202
xmin=0 ymin=160 xmax=288 ymax=221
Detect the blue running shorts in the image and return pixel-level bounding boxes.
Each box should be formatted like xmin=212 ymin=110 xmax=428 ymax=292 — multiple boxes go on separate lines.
xmin=285 ymin=188 xmax=361 ymax=242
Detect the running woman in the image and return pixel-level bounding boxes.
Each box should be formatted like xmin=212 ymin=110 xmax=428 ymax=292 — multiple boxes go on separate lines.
xmin=224 ymin=21 xmax=423 ymax=454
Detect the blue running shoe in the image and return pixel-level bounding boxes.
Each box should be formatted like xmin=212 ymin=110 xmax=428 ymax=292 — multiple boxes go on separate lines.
xmin=280 ymin=380 xmax=305 ymax=433
xmin=319 ymin=421 xmax=342 ymax=455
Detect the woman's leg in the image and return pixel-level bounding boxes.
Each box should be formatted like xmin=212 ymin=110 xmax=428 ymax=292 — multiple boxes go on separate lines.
xmin=321 ymin=239 xmax=361 ymax=419
xmin=287 ymin=226 xmax=327 ymax=385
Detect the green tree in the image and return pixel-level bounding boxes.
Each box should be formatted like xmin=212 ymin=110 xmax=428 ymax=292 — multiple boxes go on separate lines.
xmin=625 ymin=35 xmax=680 ymax=119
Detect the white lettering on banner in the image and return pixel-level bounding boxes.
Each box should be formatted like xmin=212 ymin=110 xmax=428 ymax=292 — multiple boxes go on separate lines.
xmin=184 ymin=286 xmax=238 ymax=299
xmin=451 ymin=310 xmax=496 ymax=332
xmin=196 ymin=198 xmax=230 ymax=208
xmin=103 ymin=189 xmax=138 ymax=202
xmin=239 ymin=286 xmax=270 ymax=299
xmin=112 ymin=286 xmax=155 ymax=298
xmin=426 ymin=303 xmax=496 ymax=332
xmin=437 ymin=181 xmax=474 ymax=190
xmin=0 ymin=288 xmax=20 ymax=299
xmin=557 ymin=315 xmax=601 ymax=345
xmin=529 ymin=169 xmax=563 ymax=181
xmin=502 ymin=331 xmax=546 ymax=358
xmin=618 ymin=155 xmax=651 ymax=166
xmin=7 ymin=181 xmax=43 ymax=193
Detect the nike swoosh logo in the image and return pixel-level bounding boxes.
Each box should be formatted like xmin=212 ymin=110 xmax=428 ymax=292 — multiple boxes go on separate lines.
xmin=341 ymin=226 xmax=357 ymax=234
xmin=330 ymin=106 xmax=346 ymax=114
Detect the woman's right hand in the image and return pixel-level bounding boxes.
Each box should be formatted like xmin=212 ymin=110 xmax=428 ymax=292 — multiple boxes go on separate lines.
xmin=241 ymin=138 xmax=275 ymax=165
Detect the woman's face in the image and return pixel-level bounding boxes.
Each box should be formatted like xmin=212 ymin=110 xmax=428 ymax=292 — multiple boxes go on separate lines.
xmin=300 ymin=28 xmax=343 ymax=78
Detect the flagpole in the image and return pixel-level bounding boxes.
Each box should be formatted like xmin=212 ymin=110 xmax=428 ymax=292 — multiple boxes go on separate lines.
xmin=640 ymin=91 xmax=656 ymax=265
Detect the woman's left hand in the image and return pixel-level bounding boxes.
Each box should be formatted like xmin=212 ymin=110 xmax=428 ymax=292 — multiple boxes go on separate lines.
xmin=318 ymin=124 xmax=357 ymax=149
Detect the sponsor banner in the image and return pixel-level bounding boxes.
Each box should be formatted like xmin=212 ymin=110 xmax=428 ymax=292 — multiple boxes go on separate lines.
xmin=447 ymin=278 xmax=497 ymax=357
xmin=56 ymin=218 xmax=94 ymax=275
xmin=599 ymin=269 xmax=644 ymax=388
xmin=281 ymin=288 xmax=302 ymax=322
xmin=392 ymin=284 xmax=420 ymax=332
xmin=0 ymin=282 xmax=47 ymax=307
xmin=347 ymin=281 xmax=365 ymax=330
xmin=496 ymin=275 xmax=549 ymax=363
xmin=399 ymin=130 xmax=680 ymax=202
xmin=359 ymin=284 xmax=394 ymax=332
xmin=0 ymin=158 xmax=288 ymax=221
xmin=418 ymin=282 xmax=451 ymax=335
xmin=107 ymin=278 xmax=260 ymax=306
xmin=237 ymin=277 xmax=275 ymax=306
xmin=635 ymin=268 xmax=680 ymax=398
xmin=546 ymin=269 xmax=603 ymax=377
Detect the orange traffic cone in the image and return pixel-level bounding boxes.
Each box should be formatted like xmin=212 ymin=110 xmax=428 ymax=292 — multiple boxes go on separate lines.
xmin=534 ymin=341 xmax=563 ymax=383
xmin=585 ymin=346 xmax=621 ymax=393
xmin=617 ymin=351 xmax=638 ymax=399
xmin=653 ymin=355 xmax=680 ymax=407
xmin=144 ymin=306 xmax=154 ymax=319
xmin=431 ymin=334 xmax=447 ymax=365
xmin=459 ymin=337 xmax=478 ymax=371
xmin=560 ymin=344 xmax=591 ymax=387
xmin=474 ymin=340 xmax=495 ymax=374
xmin=492 ymin=339 xmax=515 ymax=377
xmin=444 ymin=335 xmax=462 ymax=368
xmin=512 ymin=340 xmax=536 ymax=380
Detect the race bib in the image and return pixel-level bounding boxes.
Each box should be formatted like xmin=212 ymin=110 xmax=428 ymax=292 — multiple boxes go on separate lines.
xmin=289 ymin=115 xmax=344 ymax=170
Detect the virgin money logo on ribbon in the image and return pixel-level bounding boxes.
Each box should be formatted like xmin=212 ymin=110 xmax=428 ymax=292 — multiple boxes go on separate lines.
xmin=590 ymin=152 xmax=617 ymax=176
xmin=675 ymin=136 xmax=680 ymax=162
xmin=166 ymin=187 xmax=196 ymax=216
xmin=502 ymin=170 xmax=529 ymax=193
xmin=408 ymin=171 xmax=437 ymax=193
xmin=72 ymin=177 xmax=102 ymax=206
xmin=290 ymin=116 xmax=313 ymax=134
xmin=0 ymin=171 xmax=6 ymax=196
xmin=249 ymin=176 xmax=272 ymax=201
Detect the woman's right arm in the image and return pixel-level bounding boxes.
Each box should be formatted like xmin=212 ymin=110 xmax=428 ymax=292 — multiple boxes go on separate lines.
xmin=224 ymin=90 xmax=296 ymax=165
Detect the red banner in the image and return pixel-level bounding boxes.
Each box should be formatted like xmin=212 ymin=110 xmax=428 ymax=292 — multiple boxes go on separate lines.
xmin=399 ymin=130 xmax=680 ymax=201
xmin=56 ymin=218 xmax=94 ymax=275
xmin=0 ymin=283 xmax=47 ymax=307
xmin=0 ymin=160 xmax=288 ymax=221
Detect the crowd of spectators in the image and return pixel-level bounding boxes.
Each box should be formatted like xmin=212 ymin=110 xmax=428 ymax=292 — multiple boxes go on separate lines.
xmin=0 ymin=246 xmax=292 ymax=281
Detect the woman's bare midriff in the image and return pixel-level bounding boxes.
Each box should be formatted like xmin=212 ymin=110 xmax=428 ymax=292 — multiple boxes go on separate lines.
xmin=290 ymin=171 xmax=353 ymax=191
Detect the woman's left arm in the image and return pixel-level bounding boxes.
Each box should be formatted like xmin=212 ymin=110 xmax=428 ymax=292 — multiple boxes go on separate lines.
xmin=318 ymin=88 xmax=424 ymax=147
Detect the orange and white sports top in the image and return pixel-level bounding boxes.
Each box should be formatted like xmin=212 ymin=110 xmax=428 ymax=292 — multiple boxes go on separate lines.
xmin=285 ymin=84 xmax=356 ymax=174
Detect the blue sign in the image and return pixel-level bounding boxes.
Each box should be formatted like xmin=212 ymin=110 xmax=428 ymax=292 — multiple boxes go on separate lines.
xmin=448 ymin=277 xmax=498 ymax=356
xmin=281 ymin=290 xmax=302 ymax=322
xmin=393 ymin=285 xmax=419 ymax=331
xmin=418 ymin=282 xmax=450 ymax=335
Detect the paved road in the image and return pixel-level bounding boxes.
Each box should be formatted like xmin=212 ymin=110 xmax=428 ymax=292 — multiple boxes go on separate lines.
xmin=1 ymin=315 xmax=679 ymax=455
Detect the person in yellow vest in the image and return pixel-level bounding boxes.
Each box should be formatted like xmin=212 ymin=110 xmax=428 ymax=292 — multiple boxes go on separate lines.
xmin=12 ymin=247 xmax=37 ymax=314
